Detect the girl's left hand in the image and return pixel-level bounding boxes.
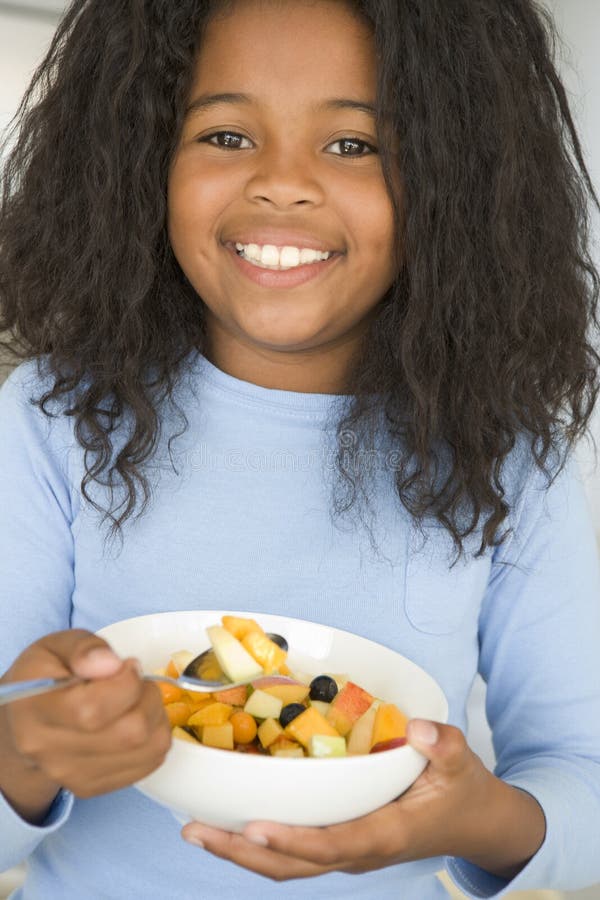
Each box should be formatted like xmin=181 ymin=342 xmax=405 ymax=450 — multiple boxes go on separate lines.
xmin=180 ymin=719 xmax=545 ymax=881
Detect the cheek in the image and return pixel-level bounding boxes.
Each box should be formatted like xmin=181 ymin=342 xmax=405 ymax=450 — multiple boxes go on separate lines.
xmin=167 ymin=160 xmax=234 ymax=243
xmin=344 ymin=185 xmax=397 ymax=278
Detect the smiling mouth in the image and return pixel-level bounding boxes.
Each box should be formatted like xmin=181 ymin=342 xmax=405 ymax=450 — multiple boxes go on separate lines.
xmin=232 ymin=242 xmax=341 ymax=271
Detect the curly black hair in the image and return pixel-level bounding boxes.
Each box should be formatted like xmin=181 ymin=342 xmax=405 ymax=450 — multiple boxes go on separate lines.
xmin=1 ymin=0 xmax=598 ymax=559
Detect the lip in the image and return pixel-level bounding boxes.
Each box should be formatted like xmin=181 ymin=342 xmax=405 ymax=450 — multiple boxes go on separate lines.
xmin=225 ymin=242 xmax=343 ymax=289
xmin=224 ymin=229 xmax=343 ymax=253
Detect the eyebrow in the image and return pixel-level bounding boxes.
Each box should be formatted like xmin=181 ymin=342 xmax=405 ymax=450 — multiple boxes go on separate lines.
xmin=185 ymin=92 xmax=377 ymax=118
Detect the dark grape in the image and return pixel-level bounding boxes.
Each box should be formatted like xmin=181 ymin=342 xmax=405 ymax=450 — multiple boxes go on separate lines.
xmin=279 ymin=703 xmax=306 ymax=728
xmin=267 ymin=632 xmax=288 ymax=652
xmin=309 ymin=675 xmax=338 ymax=703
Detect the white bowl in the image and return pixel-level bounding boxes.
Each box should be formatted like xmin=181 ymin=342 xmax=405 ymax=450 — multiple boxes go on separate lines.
xmin=97 ymin=610 xmax=448 ymax=832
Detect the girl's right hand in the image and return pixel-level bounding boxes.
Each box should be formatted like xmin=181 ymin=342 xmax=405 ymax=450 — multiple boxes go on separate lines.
xmin=0 ymin=629 xmax=172 ymax=822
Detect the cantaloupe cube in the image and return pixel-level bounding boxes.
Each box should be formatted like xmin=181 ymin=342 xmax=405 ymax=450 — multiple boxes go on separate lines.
xmin=186 ymin=701 xmax=216 ymax=717
xmin=187 ymin=702 xmax=233 ymax=726
xmin=221 ymin=615 xmax=264 ymax=640
xmin=257 ymin=717 xmax=284 ymax=749
xmin=284 ymin=706 xmax=339 ymax=748
xmin=370 ymin=703 xmax=408 ymax=748
xmin=202 ymin=723 xmax=234 ymax=750
xmin=164 ymin=701 xmax=192 ymax=727
xmin=158 ymin=681 xmax=184 ymax=704
xmin=269 ymin=736 xmax=304 ymax=756
xmin=212 ymin=685 xmax=249 ymax=705
xmin=271 ymin=746 xmax=305 ymax=758
xmin=242 ymin=631 xmax=287 ymax=674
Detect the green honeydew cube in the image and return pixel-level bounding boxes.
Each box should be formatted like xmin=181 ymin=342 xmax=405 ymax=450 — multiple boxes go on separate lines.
xmin=308 ymin=734 xmax=347 ymax=758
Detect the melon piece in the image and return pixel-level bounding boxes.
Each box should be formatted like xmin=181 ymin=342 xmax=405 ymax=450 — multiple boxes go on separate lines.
xmin=257 ymin=717 xmax=285 ymax=749
xmin=271 ymin=746 xmax=305 ymax=758
xmin=326 ymin=681 xmax=375 ymax=737
xmin=172 ymin=725 xmax=200 ymax=744
xmin=206 ymin=625 xmax=263 ymax=683
xmin=370 ymin=703 xmax=408 ymax=748
xmin=269 ymin=736 xmax=304 ymax=757
xmin=187 ymin=701 xmax=233 ymax=727
xmin=202 ymin=722 xmax=234 ymax=750
xmin=183 ymin=693 xmax=215 ymax=710
xmin=252 ymin=677 xmax=310 ymax=704
xmin=241 ymin=631 xmax=287 ymax=674
xmin=308 ymin=734 xmax=346 ymax=758
xmin=212 ymin=685 xmax=249 ymax=705
xmin=346 ymin=705 xmax=377 ymax=755
xmin=169 ymin=649 xmax=195 ymax=676
xmin=284 ymin=705 xmax=339 ymax=748
xmin=309 ymin=699 xmax=331 ymax=717
xmin=164 ymin=701 xmax=192 ymax=727
xmin=244 ymin=689 xmax=283 ymax=720
xmin=221 ymin=615 xmax=264 ymax=641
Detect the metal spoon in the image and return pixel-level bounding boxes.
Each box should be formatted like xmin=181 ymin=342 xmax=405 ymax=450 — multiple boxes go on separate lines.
xmin=0 ymin=632 xmax=289 ymax=706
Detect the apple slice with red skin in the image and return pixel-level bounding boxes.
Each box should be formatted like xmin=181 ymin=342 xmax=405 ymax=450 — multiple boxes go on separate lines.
xmin=369 ymin=737 xmax=408 ymax=753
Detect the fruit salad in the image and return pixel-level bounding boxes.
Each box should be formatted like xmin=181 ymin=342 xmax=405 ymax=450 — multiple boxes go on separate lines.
xmin=156 ymin=615 xmax=409 ymax=758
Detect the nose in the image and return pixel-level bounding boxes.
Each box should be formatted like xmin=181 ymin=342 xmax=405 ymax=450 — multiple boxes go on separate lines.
xmin=244 ymin=144 xmax=325 ymax=209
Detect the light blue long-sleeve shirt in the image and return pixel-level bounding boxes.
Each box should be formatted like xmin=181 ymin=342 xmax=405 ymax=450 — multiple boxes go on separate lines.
xmin=1 ymin=351 xmax=600 ymax=899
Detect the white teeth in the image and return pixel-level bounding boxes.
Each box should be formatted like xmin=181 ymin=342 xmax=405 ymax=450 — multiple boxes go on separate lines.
xmin=233 ymin=242 xmax=333 ymax=269
xmin=279 ymin=246 xmax=301 ymax=267
xmin=260 ymin=244 xmax=279 ymax=267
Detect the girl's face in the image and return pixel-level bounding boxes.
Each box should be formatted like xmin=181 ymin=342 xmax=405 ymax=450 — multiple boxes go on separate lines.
xmin=168 ymin=0 xmax=399 ymax=390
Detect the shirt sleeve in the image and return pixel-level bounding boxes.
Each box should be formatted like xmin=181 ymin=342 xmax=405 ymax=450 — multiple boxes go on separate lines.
xmin=0 ymin=363 xmax=76 ymax=870
xmin=445 ymin=452 xmax=600 ymax=897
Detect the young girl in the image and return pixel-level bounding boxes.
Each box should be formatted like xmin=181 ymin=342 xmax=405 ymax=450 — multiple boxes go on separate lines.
xmin=1 ymin=0 xmax=600 ymax=897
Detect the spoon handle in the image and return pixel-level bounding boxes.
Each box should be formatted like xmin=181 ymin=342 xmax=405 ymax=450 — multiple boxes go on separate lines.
xmin=0 ymin=676 xmax=82 ymax=705
xmin=0 ymin=672 xmax=244 ymax=706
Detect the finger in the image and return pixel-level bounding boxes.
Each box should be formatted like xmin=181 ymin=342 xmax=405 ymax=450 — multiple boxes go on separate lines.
xmin=16 ymin=709 xmax=171 ymax=794
xmin=237 ymin=802 xmax=403 ymax=867
xmin=181 ymin=824 xmax=333 ymax=880
xmin=14 ymin=680 xmax=167 ymax=760
xmin=406 ymin=720 xmax=471 ymax=776
xmin=35 ymin=629 xmax=124 ymax=680
xmin=24 ymin=658 xmax=148 ymax=732
xmin=62 ymin=739 xmax=172 ymax=798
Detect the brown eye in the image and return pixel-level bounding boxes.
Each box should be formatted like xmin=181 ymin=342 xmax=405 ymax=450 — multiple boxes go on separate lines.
xmin=327 ymin=137 xmax=377 ymax=157
xmin=200 ymin=131 xmax=253 ymax=150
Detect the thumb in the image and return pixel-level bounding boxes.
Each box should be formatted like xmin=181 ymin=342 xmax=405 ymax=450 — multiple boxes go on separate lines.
xmin=38 ymin=629 xmax=124 ymax=680
xmin=406 ymin=719 xmax=470 ymax=775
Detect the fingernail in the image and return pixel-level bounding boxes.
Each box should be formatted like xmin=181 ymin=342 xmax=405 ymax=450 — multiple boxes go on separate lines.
xmin=410 ymin=720 xmax=438 ymax=745
xmin=184 ymin=835 xmax=205 ymax=848
xmin=245 ymin=830 xmax=269 ymax=846
xmin=83 ymin=648 xmax=121 ymax=675
xmin=86 ymin=647 xmax=118 ymax=663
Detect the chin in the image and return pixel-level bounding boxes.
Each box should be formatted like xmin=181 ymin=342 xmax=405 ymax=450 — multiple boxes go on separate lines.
xmin=238 ymin=315 xmax=332 ymax=353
